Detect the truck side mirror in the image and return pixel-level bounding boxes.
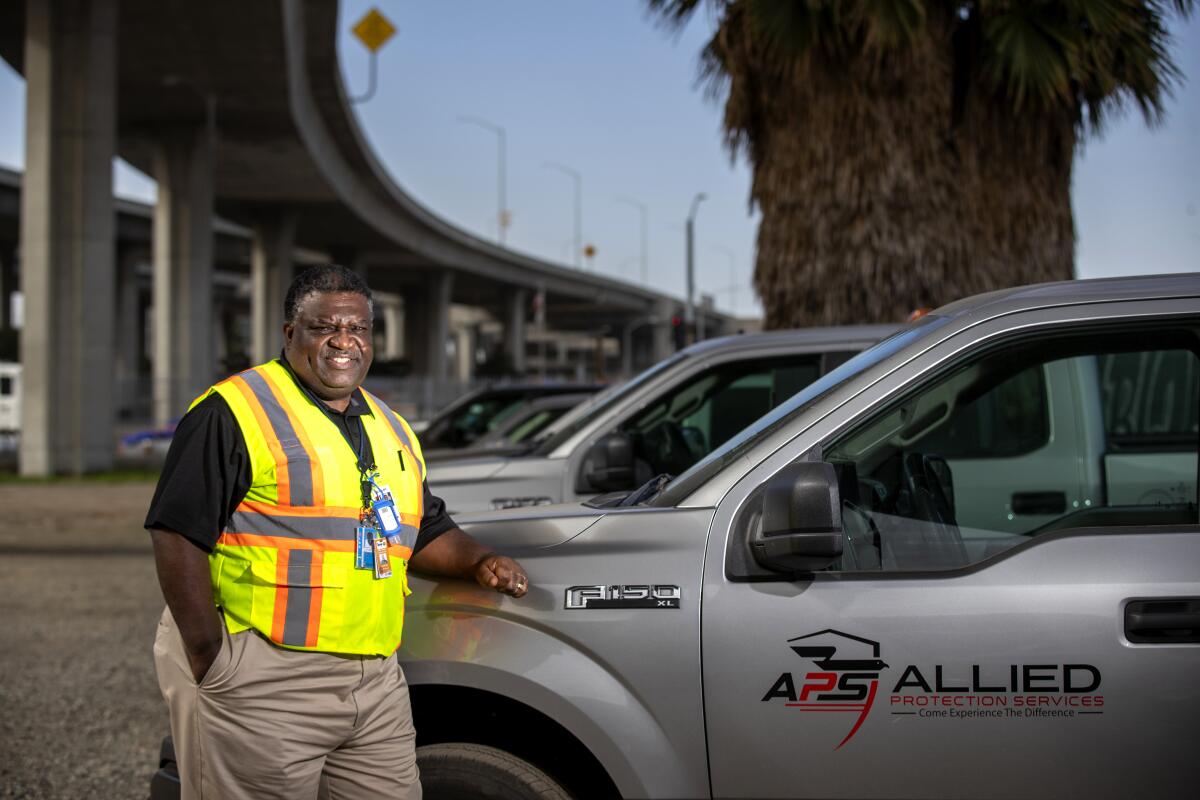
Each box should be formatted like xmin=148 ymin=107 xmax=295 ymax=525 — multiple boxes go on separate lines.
xmin=750 ymin=461 xmax=844 ymax=573
xmin=577 ymin=432 xmax=635 ymax=493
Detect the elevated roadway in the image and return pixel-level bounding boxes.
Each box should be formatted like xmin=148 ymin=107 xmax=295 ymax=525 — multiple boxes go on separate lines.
xmin=0 ymin=0 xmax=732 ymax=473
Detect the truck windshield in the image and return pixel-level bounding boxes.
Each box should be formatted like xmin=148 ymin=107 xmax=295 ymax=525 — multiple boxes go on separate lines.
xmin=530 ymin=352 xmax=690 ymax=456
xmin=653 ymin=316 xmax=951 ymax=505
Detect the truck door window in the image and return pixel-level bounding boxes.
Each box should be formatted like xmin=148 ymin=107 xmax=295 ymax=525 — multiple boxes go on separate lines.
xmin=823 ymin=330 xmax=1200 ymax=572
xmin=624 ymin=357 xmax=821 ymax=478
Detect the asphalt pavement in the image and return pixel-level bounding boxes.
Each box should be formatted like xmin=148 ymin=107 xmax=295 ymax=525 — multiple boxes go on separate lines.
xmin=0 ymin=481 xmax=166 ymax=799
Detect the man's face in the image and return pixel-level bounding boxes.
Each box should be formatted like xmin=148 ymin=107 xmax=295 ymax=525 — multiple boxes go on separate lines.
xmin=283 ymin=291 xmax=373 ymax=409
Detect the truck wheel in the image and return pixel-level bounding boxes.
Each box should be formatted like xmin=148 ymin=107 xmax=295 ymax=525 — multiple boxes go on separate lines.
xmin=417 ymin=743 xmax=573 ymax=800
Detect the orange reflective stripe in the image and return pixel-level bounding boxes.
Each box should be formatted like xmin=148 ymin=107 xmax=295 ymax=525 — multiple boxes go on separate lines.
xmin=306 ymin=551 xmax=325 ymax=648
xmin=217 ymin=532 xmax=356 ymax=552
xmin=217 ymin=533 xmax=407 ymax=561
xmin=233 ymin=502 xmax=417 ymax=529
xmin=236 ymin=500 xmax=361 ymax=519
xmin=258 ymin=368 xmax=326 ymax=507
xmin=231 ymin=375 xmax=292 ymax=505
xmin=272 ymin=549 xmax=290 ymax=643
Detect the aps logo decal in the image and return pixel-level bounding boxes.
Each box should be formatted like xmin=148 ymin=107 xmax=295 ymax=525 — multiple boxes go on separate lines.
xmin=763 ymin=629 xmax=1106 ymax=750
xmin=761 ymin=629 xmax=886 ymax=750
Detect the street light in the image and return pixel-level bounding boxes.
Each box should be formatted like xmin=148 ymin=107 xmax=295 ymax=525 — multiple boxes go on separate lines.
xmin=457 ymin=116 xmax=508 ymax=245
xmin=615 ymin=196 xmax=649 ymax=284
xmin=543 ymin=162 xmax=582 ymax=268
xmin=685 ymin=192 xmax=707 ymax=343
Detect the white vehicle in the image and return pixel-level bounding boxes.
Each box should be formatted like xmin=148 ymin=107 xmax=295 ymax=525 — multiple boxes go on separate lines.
xmin=0 ymin=361 xmax=19 ymax=436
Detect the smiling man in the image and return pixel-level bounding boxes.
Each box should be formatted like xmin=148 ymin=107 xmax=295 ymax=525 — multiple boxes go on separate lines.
xmin=146 ymin=265 xmax=528 ymax=799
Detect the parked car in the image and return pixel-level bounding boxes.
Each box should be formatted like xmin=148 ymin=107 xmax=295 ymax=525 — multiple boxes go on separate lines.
xmin=413 ymin=382 xmax=603 ymax=450
xmin=428 ymin=326 xmax=897 ymax=512
xmin=437 ymin=391 xmax=593 ymax=459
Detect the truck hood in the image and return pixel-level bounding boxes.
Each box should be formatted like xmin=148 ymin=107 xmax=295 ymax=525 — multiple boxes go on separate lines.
xmin=425 ymin=455 xmax=510 ymax=484
xmin=452 ymin=502 xmax=604 ymax=551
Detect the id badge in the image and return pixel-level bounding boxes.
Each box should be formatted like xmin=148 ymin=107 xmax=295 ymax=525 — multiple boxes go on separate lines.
xmin=371 ymin=492 xmax=403 ymax=539
xmin=355 ymin=525 xmax=376 ymax=570
xmin=372 ymin=535 xmax=392 ymax=580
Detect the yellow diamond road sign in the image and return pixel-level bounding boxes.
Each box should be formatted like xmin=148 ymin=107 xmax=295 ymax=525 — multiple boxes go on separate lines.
xmin=352 ymin=8 xmax=396 ymax=53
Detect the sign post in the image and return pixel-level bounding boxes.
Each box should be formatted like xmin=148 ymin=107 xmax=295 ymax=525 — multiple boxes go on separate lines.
xmin=350 ymin=8 xmax=397 ymax=103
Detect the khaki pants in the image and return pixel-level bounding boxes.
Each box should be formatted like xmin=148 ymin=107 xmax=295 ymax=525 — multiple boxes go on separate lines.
xmin=154 ymin=607 xmax=421 ymax=800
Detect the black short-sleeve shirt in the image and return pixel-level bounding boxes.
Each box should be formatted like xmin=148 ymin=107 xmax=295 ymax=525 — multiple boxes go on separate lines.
xmin=145 ymin=361 xmax=457 ymax=555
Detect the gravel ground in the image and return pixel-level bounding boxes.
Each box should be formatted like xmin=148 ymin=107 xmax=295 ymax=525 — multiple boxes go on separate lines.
xmin=0 ymin=482 xmax=166 ymax=799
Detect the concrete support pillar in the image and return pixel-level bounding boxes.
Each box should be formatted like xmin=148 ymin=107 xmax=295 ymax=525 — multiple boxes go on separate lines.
xmin=621 ymin=321 xmax=636 ymax=379
xmin=250 ymin=213 xmax=297 ymax=364
xmin=152 ymin=124 xmax=215 ymax=427
xmin=403 ymin=271 xmax=453 ymax=381
xmin=379 ymin=293 xmax=403 ymax=360
xmin=455 ymin=325 xmax=477 ymax=382
xmin=19 ymin=0 xmax=117 ymax=475
xmin=652 ymin=298 xmax=674 ymax=364
xmin=402 ymin=289 xmax=428 ymax=373
xmin=114 ymin=247 xmax=144 ymax=419
xmin=428 ymin=272 xmax=453 ymax=381
xmin=504 ymin=288 xmax=527 ymax=376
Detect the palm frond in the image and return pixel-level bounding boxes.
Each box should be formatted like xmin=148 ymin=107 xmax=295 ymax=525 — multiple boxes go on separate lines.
xmin=644 ymin=0 xmax=709 ymax=29
xmin=854 ymin=0 xmax=927 ymax=52
xmin=980 ymin=4 xmax=1075 ymax=111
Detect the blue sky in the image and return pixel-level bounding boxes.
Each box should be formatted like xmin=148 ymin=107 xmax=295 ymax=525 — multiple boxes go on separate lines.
xmin=0 ymin=1 xmax=1195 ymax=316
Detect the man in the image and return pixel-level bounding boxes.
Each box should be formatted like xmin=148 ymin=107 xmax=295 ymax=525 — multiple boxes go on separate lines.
xmin=147 ymin=264 xmax=529 ymax=799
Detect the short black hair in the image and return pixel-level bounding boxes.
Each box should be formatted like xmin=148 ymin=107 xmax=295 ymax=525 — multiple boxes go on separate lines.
xmin=284 ymin=264 xmax=374 ymax=323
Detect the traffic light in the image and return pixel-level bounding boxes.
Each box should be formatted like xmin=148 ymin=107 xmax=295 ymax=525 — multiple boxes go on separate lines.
xmin=672 ymin=315 xmax=686 ymax=351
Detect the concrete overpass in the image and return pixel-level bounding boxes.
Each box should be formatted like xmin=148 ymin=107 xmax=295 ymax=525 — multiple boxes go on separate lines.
xmin=0 ymin=0 xmax=731 ymax=474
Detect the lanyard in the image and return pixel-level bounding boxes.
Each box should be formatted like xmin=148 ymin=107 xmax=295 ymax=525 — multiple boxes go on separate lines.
xmin=352 ymin=417 xmax=378 ymax=513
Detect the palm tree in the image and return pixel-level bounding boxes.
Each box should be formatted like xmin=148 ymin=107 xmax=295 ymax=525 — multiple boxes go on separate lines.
xmin=649 ymin=1 xmax=1194 ymax=327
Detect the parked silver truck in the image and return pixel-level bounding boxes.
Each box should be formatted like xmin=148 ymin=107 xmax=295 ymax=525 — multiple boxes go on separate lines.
xmin=428 ymin=325 xmax=897 ymax=513
xmin=401 ymin=274 xmax=1199 ymax=799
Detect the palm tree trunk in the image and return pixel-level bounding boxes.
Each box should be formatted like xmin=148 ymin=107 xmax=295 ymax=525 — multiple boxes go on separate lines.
xmin=751 ymin=15 xmax=1075 ymax=328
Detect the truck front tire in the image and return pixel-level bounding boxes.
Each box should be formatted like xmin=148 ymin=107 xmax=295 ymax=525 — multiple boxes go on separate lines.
xmin=417 ymin=743 xmax=573 ymax=800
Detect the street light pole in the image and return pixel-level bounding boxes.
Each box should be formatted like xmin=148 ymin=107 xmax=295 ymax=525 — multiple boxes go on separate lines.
xmin=544 ymin=162 xmax=582 ymax=268
xmin=685 ymin=192 xmax=707 ymax=343
xmin=457 ymin=116 xmax=508 ymax=245
xmin=615 ymin=196 xmax=649 ymax=284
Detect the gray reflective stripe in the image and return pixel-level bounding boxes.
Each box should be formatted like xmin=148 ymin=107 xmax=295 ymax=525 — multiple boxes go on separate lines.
xmin=364 ymin=391 xmax=424 ymax=478
xmin=242 ymin=370 xmax=315 ymax=506
xmin=394 ymin=524 xmax=418 ymax=551
xmin=282 ymin=550 xmax=313 ymax=647
xmin=227 ymin=511 xmax=356 ymax=541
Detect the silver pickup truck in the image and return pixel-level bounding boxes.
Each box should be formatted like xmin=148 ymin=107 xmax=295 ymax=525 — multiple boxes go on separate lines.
xmin=428 ymin=326 xmax=896 ymax=514
xmin=403 ymin=274 xmax=1200 ymax=800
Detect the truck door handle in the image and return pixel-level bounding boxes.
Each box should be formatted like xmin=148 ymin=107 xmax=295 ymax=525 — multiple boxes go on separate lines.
xmin=1011 ymin=491 xmax=1066 ymax=515
xmin=1125 ymin=599 xmax=1200 ymax=644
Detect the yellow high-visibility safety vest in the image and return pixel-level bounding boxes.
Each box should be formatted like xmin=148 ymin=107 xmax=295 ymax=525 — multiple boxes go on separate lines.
xmin=193 ymin=359 xmax=426 ymax=657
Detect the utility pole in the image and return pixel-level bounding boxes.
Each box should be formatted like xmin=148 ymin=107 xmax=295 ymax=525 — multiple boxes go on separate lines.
xmin=544 ymin=162 xmax=582 ymax=268
xmin=458 ymin=116 xmax=508 ymax=245
xmin=616 ymin=196 xmax=649 ymax=284
xmin=685 ymin=193 xmax=707 ymax=344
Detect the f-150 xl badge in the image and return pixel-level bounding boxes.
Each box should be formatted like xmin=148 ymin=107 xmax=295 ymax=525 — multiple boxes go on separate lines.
xmin=565 ymin=585 xmax=680 ymax=609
